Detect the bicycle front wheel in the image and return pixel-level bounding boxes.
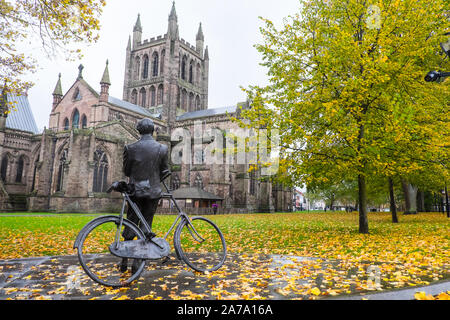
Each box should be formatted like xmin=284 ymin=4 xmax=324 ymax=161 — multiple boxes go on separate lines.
xmin=75 ymin=216 xmax=146 ymax=287
xmin=174 ymin=216 xmax=227 ymax=273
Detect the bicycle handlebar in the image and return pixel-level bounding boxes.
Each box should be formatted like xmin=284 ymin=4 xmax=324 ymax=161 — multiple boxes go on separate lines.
xmin=107 ymin=172 xmax=172 ymax=194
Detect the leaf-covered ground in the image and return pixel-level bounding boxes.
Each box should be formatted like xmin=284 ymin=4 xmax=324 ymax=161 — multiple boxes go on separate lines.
xmin=0 ymin=211 xmax=448 ymax=299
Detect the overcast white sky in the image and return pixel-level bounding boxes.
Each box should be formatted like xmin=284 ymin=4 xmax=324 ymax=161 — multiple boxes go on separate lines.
xmin=23 ymin=0 xmax=301 ymax=131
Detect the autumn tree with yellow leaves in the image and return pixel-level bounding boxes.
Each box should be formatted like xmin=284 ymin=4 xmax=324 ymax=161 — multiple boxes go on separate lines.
xmin=238 ymin=0 xmax=450 ymax=233
xmin=0 ymin=0 xmax=106 ymax=94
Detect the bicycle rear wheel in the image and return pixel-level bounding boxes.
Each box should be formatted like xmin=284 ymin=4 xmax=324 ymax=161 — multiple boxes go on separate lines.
xmin=174 ymin=216 xmax=227 ymax=273
xmin=75 ymin=216 xmax=146 ymax=287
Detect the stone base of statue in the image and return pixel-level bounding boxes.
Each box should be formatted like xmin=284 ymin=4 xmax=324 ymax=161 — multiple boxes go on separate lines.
xmin=109 ymin=238 xmax=170 ymax=260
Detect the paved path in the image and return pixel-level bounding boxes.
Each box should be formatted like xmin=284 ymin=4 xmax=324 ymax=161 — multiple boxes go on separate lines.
xmin=0 ymin=254 xmax=448 ymax=300
xmin=333 ymin=281 xmax=450 ymax=300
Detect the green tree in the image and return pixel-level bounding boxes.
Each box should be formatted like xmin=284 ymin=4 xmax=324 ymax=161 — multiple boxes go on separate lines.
xmin=237 ymin=0 xmax=450 ymax=233
xmin=306 ymin=179 xmax=359 ymax=210
xmin=0 ymin=0 xmax=106 ymax=94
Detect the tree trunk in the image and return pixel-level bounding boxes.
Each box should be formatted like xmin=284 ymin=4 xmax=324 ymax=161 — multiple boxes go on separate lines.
xmin=330 ymin=194 xmax=335 ymax=211
xmin=358 ymin=174 xmax=369 ymax=233
xmin=356 ymin=116 xmax=369 ymax=233
xmin=417 ymin=190 xmax=425 ymax=212
xmin=445 ymin=186 xmax=449 ymax=218
xmin=388 ymin=178 xmax=398 ymax=223
xmin=437 ymin=192 xmax=443 ymax=213
xmin=434 ymin=192 xmax=439 ymax=212
xmin=401 ymin=180 xmax=417 ymax=214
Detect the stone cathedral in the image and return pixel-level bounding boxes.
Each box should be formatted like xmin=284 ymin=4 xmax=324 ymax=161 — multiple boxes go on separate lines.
xmin=0 ymin=3 xmax=292 ymax=214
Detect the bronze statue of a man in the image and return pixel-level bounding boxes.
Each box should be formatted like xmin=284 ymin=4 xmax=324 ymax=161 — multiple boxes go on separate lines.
xmin=120 ymin=118 xmax=170 ymax=272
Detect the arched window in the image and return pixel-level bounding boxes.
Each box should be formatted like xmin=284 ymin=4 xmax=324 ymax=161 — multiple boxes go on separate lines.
xmin=249 ymin=170 xmax=256 ymax=195
xmin=63 ymin=118 xmax=69 ymax=131
xmin=157 ymin=84 xmax=164 ymax=105
xmin=56 ymin=149 xmax=68 ymax=192
xmin=189 ymin=61 xmax=194 ymax=84
xmin=135 ymin=57 xmax=141 ymax=80
xmin=195 ymin=96 xmax=201 ymax=111
xmin=15 ymin=155 xmax=25 ymax=183
xmin=1 ymin=155 xmax=8 ymax=182
xmin=194 ymin=174 xmax=203 ymax=189
xmin=73 ymin=88 xmax=82 ymax=101
xmin=142 ymin=55 xmax=149 ymax=79
xmin=93 ymin=150 xmax=109 ymax=193
xmin=72 ymin=109 xmax=80 ymax=129
xmin=170 ymin=40 xmax=175 ymax=56
xmin=152 ymin=52 xmax=159 ymax=77
xmin=176 ymin=87 xmax=181 ymax=108
xmin=171 ymin=174 xmax=180 ymax=191
xmin=189 ymin=93 xmax=194 ymax=112
xmin=181 ymin=89 xmax=187 ymax=110
xmin=160 ymin=50 xmax=165 ymax=74
xmin=181 ymin=56 xmax=187 ymax=80
xmin=31 ymin=153 xmax=40 ymax=192
xmin=196 ymin=63 xmax=201 ymax=85
xmin=139 ymin=88 xmax=147 ymax=107
xmin=229 ymin=174 xmax=233 ymax=198
xmin=81 ymin=115 xmax=87 ymax=129
xmin=131 ymin=89 xmax=138 ymax=105
xmin=194 ymin=149 xmax=205 ymax=165
xmin=150 ymin=86 xmax=156 ymax=106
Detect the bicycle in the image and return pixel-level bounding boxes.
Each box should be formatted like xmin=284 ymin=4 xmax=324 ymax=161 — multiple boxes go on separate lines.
xmin=73 ymin=175 xmax=227 ymax=287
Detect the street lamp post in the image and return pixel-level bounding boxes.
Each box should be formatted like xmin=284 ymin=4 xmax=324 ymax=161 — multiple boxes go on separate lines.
xmin=426 ymin=36 xmax=449 ymax=218
xmin=425 ymin=34 xmax=450 ymax=82
xmin=445 ymin=186 xmax=450 ymax=218
xmin=425 ymin=71 xmax=450 ymax=82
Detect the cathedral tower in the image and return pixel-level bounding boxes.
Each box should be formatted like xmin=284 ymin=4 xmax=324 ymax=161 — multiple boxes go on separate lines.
xmin=122 ymin=2 xmax=209 ymax=126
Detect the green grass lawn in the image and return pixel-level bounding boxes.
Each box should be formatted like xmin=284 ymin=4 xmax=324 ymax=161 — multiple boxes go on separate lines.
xmin=0 ymin=211 xmax=448 ymax=298
xmin=0 ymin=211 xmax=448 ymax=263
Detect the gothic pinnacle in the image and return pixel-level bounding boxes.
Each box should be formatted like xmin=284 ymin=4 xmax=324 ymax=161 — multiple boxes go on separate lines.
xmin=169 ymin=1 xmax=177 ymax=21
xmin=196 ymin=22 xmax=204 ymax=41
xmin=53 ymin=73 xmax=63 ymax=96
xmin=134 ymin=13 xmax=142 ymax=32
xmin=100 ymin=60 xmax=111 ymax=85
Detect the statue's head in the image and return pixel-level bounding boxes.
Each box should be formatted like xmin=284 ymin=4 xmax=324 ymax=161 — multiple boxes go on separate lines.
xmin=136 ymin=118 xmax=155 ymax=135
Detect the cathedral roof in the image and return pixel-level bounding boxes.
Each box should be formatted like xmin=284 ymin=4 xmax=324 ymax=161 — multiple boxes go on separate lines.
xmin=68 ymin=77 xmax=159 ymax=120
xmin=108 ymin=95 xmax=160 ymax=119
xmin=4 ymin=93 xmax=39 ymax=134
xmin=176 ymin=106 xmax=237 ymax=121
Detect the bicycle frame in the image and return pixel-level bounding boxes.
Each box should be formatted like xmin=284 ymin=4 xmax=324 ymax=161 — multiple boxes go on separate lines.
xmin=161 ymin=180 xmax=206 ymax=244
xmin=113 ymin=180 xmax=206 ymax=251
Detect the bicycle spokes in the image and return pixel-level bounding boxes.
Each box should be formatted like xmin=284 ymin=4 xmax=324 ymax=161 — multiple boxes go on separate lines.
xmin=174 ymin=217 xmax=226 ymax=273
xmin=186 ymin=221 xmax=206 ymax=243
xmin=76 ymin=216 xmax=146 ymax=287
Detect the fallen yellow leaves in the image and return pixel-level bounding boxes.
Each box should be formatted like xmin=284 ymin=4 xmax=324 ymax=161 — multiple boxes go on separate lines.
xmin=414 ymin=291 xmax=450 ymax=300
xmin=0 ymin=212 xmax=448 ymax=300
xmin=310 ymin=287 xmax=321 ymax=296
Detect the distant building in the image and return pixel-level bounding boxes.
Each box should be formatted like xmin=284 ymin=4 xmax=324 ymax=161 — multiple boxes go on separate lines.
xmin=293 ymin=189 xmax=307 ymax=211
xmin=0 ymin=3 xmax=292 ymax=213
